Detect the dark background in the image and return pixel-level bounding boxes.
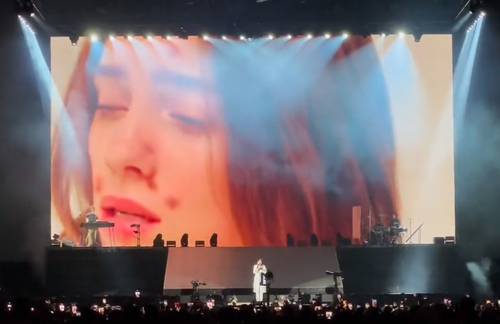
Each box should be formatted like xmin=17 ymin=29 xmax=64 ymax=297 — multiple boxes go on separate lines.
xmin=454 ymin=8 xmax=500 ymax=260
xmin=0 ymin=0 xmax=499 ymax=271
xmin=0 ymin=0 xmax=50 ymax=266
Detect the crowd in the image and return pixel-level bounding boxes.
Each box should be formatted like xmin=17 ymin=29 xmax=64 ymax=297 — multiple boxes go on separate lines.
xmin=1 ymin=294 xmax=500 ymax=324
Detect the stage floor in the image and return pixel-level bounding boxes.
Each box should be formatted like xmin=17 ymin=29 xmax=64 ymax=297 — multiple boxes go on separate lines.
xmin=165 ymin=247 xmax=340 ymax=290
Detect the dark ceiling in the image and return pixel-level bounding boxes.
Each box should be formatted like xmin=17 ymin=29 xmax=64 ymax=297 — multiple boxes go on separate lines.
xmin=30 ymin=0 xmax=478 ymax=37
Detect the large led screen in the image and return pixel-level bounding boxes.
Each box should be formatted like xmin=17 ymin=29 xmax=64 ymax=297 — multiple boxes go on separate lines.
xmin=51 ymin=35 xmax=454 ymax=247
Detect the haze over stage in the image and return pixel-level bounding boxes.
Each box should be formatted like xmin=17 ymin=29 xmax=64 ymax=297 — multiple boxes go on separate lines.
xmin=2 ymin=0 xmax=500 ymax=307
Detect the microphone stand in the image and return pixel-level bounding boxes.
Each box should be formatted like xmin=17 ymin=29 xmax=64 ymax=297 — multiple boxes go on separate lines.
xmin=131 ymin=224 xmax=141 ymax=247
xmin=137 ymin=225 xmax=140 ymax=247
xmin=405 ymin=223 xmax=424 ymax=244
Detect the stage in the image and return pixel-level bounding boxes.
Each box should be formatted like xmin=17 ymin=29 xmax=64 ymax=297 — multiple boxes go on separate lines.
xmin=45 ymin=245 xmax=471 ymax=301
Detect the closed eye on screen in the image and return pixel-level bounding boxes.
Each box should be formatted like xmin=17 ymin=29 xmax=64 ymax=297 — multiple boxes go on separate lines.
xmin=96 ymin=106 xmax=206 ymax=129
xmin=97 ymin=104 xmax=128 ymax=111
xmin=170 ymin=112 xmax=205 ymax=128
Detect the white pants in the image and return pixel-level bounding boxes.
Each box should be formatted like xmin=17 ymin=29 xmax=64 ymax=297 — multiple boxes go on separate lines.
xmin=254 ymin=285 xmax=265 ymax=302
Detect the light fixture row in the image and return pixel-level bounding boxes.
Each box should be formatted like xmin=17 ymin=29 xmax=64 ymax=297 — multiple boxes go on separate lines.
xmin=466 ymin=11 xmax=486 ymax=33
xmin=83 ymin=31 xmax=416 ymax=44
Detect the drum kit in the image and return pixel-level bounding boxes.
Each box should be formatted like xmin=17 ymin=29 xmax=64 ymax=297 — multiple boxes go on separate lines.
xmin=369 ymin=219 xmax=407 ymax=245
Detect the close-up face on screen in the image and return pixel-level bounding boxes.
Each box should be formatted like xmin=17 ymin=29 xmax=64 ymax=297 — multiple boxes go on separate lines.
xmin=50 ymin=34 xmax=455 ymax=247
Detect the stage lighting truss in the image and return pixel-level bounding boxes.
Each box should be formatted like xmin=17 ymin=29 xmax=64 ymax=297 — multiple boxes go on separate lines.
xmin=466 ymin=11 xmax=486 ymax=33
xmin=468 ymin=0 xmax=484 ymax=14
xmin=66 ymin=29 xmax=448 ymax=44
xmin=16 ymin=0 xmax=36 ymax=18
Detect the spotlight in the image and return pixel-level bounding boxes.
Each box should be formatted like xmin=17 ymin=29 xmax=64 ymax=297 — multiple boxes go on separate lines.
xmin=267 ymin=33 xmax=274 ymax=40
xmin=468 ymin=0 xmax=483 ymax=14
xmin=361 ymin=31 xmax=370 ymax=38
xmin=480 ymin=11 xmax=486 ymax=16
xmin=180 ymin=233 xmax=189 ymax=247
xmin=221 ymin=35 xmax=227 ymax=40
xmin=381 ymin=33 xmax=386 ymax=37
xmin=202 ymin=34 xmax=209 ymax=40
xmin=16 ymin=0 xmax=35 ymax=17
xmin=69 ymin=35 xmax=79 ymax=46
xmin=286 ymin=34 xmax=292 ymax=39
xmin=127 ymin=34 xmax=133 ymax=40
xmin=153 ymin=233 xmax=164 ymax=247
xmin=239 ymin=35 xmax=246 ymax=40
xmin=166 ymin=35 xmax=172 ymax=40
xmin=109 ymin=34 xmax=115 ymax=40
xmin=310 ymin=233 xmax=319 ymax=246
xmin=324 ymin=32 xmax=331 ymax=38
xmin=209 ymin=233 xmax=218 ymax=247
xmin=398 ymin=31 xmax=405 ymax=38
xmin=342 ymin=32 xmax=349 ymax=39
xmin=146 ymin=35 xmax=153 ymax=40
xmin=306 ymin=33 xmax=313 ymax=39
xmin=90 ymin=34 xmax=99 ymax=42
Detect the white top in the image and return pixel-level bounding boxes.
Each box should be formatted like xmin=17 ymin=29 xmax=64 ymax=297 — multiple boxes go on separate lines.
xmin=252 ymin=264 xmax=267 ymax=293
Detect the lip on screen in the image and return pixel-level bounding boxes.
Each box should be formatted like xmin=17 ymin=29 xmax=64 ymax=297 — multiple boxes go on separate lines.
xmin=100 ymin=196 xmax=161 ymax=223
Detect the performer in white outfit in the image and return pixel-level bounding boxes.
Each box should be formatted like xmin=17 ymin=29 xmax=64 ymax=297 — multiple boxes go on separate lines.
xmin=252 ymin=258 xmax=267 ymax=303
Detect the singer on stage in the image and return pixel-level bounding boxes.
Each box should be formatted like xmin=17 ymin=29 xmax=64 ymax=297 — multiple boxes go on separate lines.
xmin=252 ymin=258 xmax=267 ymax=303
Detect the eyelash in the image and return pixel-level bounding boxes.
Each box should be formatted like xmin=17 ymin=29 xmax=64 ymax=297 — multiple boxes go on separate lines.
xmin=169 ymin=112 xmax=208 ymax=134
xmin=96 ymin=105 xmax=127 ymax=118
xmin=96 ymin=105 xmax=207 ymax=133
xmin=97 ymin=104 xmax=127 ymax=110
xmin=169 ymin=113 xmax=205 ymax=128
